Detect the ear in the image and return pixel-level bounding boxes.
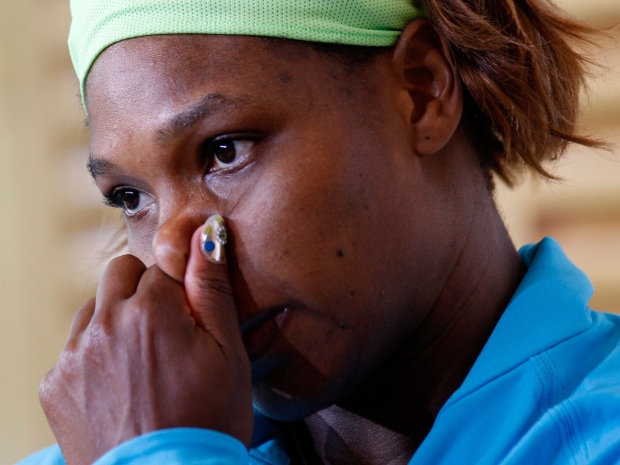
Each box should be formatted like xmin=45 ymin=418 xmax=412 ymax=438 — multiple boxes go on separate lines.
xmin=392 ymin=19 xmax=463 ymax=156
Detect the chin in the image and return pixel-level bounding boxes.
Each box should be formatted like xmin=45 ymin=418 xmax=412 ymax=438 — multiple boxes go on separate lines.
xmin=251 ymin=373 xmax=342 ymax=422
xmin=252 ymin=389 xmax=324 ymax=422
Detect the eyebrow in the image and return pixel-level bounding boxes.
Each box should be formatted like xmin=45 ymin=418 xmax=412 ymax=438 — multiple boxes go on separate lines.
xmin=87 ymin=92 xmax=249 ymax=180
xmin=87 ymin=156 xmax=117 ymax=180
xmin=156 ymin=92 xmax=248 ymax=143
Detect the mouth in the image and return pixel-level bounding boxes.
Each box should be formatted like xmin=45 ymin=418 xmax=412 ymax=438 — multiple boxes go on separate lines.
xmin=240 ymin=306 xmax=288 ymax=361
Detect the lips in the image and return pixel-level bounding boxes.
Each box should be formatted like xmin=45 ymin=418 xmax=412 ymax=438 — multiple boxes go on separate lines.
xmin=240 ymin=306 xmax=287 ymax=361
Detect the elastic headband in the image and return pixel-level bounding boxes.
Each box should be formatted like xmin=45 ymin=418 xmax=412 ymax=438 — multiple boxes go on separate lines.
xmin=69 ymin=0 xmax=427 ymax=107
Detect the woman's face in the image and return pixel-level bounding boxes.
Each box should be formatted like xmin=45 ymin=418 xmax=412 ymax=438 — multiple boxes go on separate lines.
xmin=86 ymin=35 xmax=450 ymax=420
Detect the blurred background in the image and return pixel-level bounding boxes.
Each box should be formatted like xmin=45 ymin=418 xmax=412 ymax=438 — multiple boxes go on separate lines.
xmin=0 ymin=0 xmax=618 ymax=462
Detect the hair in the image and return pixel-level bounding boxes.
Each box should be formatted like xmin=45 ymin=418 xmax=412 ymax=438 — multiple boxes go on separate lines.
xmin=301 ymin=0 xmax=605 ymax=187
xmin=422 ymin=0 xmax=605 ymax=186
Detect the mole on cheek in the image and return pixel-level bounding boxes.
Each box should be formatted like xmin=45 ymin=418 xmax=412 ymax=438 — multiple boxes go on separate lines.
xmin=337 ymin=249 xmax=345 ymax=257
xmin=278 ymin=72 xmax=294 ymax=84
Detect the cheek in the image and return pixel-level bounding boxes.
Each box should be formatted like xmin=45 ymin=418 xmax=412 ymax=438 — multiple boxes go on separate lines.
xmin=228 ymin=161 xmax=365 ymax=302
xmin=126 ymin=221 xmax=158 ymax=266
xmin=226 ymin=121 xmax=420 ymax=317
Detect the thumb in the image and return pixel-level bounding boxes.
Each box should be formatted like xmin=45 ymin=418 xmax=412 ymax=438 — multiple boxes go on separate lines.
xmin=185 ymin=215 xmax=241 ymax=347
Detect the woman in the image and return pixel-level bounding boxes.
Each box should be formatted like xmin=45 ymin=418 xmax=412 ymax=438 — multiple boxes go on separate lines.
xmin=21 ymin=0 xmax=620 ymax=464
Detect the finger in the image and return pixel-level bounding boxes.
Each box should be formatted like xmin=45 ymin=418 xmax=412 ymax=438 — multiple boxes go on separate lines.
xmin=185 ymin=215 xmax=241 ymax=347
xmin=134 ymin=264 xmax=188 ymax=315
xmin=94 ymin=254 xmax=147 ymax=313
xmin=67 ymin=297 xmax=96 ymax=341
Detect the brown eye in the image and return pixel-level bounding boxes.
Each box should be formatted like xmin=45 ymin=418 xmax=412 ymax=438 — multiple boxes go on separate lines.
xmin=114 ymin=189 xmax=139 ymax=210
xmin=110 ymin=188 xmax=154 ymax=216
xmin=208 ymin=139 xmax=254 ymax=170
xmin=214 ymin=141 xmax=237 ymax=165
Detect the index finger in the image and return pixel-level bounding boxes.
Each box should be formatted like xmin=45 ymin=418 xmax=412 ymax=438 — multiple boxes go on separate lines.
xmin=67 ymin=297 xmax=96 ymax=342
xmin=94 ymin=254 xmax=147 ymax=314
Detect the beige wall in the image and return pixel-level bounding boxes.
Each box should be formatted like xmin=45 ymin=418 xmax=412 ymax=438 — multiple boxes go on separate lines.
xmin=495 ymin=9 xmax=620 ymax=312
xmin=0 ymin=1 xmax=618 ymax=462
xmin=0 ymin=1 xmax=88 ymax=461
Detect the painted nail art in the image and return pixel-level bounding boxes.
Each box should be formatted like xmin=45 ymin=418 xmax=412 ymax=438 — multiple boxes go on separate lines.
xmin=200 ymin=215 xmax=228 ymax=264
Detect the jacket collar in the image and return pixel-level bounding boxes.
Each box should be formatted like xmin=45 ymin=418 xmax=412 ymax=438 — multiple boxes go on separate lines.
xmin=443 ymin=237 xmax=594 ymax=406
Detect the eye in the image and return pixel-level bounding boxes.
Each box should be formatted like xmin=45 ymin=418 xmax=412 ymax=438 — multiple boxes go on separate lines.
xmin=105 ymin=187 xmax=154 ymax=217
xmin=205 ymin=138 xmax=255 ymax=171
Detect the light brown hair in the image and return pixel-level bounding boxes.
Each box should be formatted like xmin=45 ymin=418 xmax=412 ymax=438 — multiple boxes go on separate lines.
xmin=423 ymin=0 xmax=605 ymax=186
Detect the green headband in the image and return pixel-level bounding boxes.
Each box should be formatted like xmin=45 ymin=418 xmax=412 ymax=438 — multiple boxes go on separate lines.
xmin=69 ymin=0 xmax=427 ymax=107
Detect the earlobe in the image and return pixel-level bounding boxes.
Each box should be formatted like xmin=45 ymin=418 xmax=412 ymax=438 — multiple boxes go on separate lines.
xmin=392 ymin=19 xmax=463 ymax=156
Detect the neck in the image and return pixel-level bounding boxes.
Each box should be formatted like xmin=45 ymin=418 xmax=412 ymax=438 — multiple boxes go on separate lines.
xmin=302 ymin=190 xmax=526 ymax=464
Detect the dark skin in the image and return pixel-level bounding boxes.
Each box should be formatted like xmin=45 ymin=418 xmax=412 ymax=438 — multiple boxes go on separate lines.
xmin=40 ymin=20 xmax=525 ymax=465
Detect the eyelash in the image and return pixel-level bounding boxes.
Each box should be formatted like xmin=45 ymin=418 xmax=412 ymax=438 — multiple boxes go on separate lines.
xmin=101 ymin=132 xmax=260 ymax=216
xmin=102 ymin=187 xmax=153 ymax=218
xmin=201 ymin=133 xmax=259 ymax=174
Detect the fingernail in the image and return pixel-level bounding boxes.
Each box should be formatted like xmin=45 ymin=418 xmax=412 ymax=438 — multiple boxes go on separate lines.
xmin=200 ymin=215 xmax=228 ymax=264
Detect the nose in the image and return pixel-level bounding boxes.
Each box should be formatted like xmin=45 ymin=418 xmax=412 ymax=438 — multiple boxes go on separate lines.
xmin=152 ymin=207 xmax=208 ymax=283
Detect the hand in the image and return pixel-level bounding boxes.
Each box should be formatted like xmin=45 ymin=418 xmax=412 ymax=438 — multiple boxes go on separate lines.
xmin=39 ymin=224 xmax=253 ymax=465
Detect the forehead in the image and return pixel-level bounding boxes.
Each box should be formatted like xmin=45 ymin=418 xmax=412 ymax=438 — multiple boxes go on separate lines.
xmin=85 ymin=35 xmax=373 ymax=125
xmin=85 ymin=36 xmax=267 ymax=118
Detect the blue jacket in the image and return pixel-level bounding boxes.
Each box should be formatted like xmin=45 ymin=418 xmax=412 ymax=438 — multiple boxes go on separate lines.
xmin=19 ymin=238 xmax=620 ymax=464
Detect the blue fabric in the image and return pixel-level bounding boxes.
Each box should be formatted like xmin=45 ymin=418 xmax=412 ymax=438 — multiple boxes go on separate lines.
xmin=17 ymin=429 xmax=249 ymax=465
xmin=17 ymin=238 xmax=620 ymax=464
xmin=411 ymin=238 xmax=620 ymax=464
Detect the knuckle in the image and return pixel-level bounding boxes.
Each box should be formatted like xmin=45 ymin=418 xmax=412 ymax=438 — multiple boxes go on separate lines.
xmin=120 ymin=296 xmax=156 ymax=332
xmin=78 ymin=317 xmax=116 ymax=356
xmin=104 ymin=254 xmax=146 ymax=277
xmin=122 ymin=303 xmax=147 ymax=328
xmin=39 ymin=371 xmax=54 ymax=402
xmin=68 ymin=297 xmax=96 ymax=337
xmin=39 ymin=367 xmax=62 ymax=410
xmin=80 ymin=296 xmax=97 ymax=311
xmin=106 ymin=254 xmax=133 ymax=271
xmin=92 ymin=298 xmax=150 ymax=340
